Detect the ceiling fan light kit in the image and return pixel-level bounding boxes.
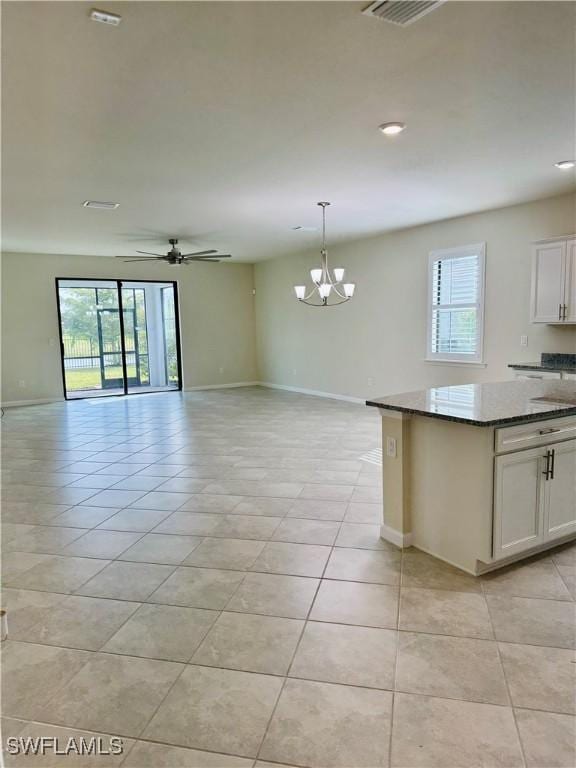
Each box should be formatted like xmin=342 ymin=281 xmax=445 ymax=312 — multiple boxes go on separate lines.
xmin=118 ymin=238 xmax=232 ymax=265
xmin=293 ymin=202 xmax=355 ymax=307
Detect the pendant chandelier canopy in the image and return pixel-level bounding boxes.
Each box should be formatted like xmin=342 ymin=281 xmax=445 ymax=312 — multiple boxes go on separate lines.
xmin=293 ymin=202 xmax=355 ymax=307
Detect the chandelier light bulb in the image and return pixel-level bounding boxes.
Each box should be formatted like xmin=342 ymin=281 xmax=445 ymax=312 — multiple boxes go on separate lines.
xmin=343 ymin=283 xmax=356 ymax=298
xmin=333 ymin=267 xmax=345 ymax=283
xmin=318 ymin=283 xmax=332 ymax=299
xmin=310 ymin=268 xmax=323 ymax=284
xmin=294 ymin=285 xmax=306 ymax=300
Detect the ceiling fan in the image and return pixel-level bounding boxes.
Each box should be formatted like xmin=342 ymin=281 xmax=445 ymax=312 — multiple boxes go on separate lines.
xmin=117 ymin=238 xmax=232 ymax=265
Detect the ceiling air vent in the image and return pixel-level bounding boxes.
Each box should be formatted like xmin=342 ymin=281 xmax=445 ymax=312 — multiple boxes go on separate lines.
xmin=363 ymin=1 xmax=445 ymax=26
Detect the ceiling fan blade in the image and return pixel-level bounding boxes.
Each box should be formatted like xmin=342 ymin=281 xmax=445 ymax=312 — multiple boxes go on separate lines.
xmin=183 ymin=258 xmax=221 ymax=264
xmin=179 ymin=249 xmax=219 ymax=257
xmin=135 ymin=250 xmax=165 ymax=256
xmin=122 ymin=257 xmax=167 ymax=262
xmin=185 ymin=254 xmax=232 ymax=260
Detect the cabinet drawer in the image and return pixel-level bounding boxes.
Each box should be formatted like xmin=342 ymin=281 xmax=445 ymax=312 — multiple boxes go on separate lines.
xmin=514 ymin=371 xmax=562 ymax=380
xmin=495 ymin=416 xmax=576 ymax=454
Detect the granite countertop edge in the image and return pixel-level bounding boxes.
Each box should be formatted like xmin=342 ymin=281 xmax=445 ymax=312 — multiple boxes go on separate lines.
xmin=365 ymin=400 xmax=576 ymax=427
xmin=508 ymin=363 xmax=576 ymax=373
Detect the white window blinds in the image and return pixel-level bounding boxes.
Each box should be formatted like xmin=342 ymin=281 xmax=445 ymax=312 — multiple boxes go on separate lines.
xmin=427 ymin=243 xmax=486 ymax=363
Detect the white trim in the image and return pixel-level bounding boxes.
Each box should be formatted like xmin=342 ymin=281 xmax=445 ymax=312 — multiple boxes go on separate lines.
xmin=475 ymin=533 xmax=576 ymax=574
xmin=1 ymin=397 xmax=64 ymax=408
xmin=426 ymin=242 xmax=486 ymax=365
xmin=424 ymin=359 xmax=487 ymax=368
xmin=259 ymin=382 xmax=365 ymax=405
xmin=380 ymin=524 xmax=412 ymax=549
xmin=532 ymin=234 xmax=576 ymax=245
xmin=185 ymin=381 xmax=260 ymax=391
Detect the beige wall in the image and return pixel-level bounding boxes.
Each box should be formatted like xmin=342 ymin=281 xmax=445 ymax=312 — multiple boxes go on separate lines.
xmin=1 ymin=252 xmax=257 ymax=403
xmin=255 ymin=193 xmax=576 ymax=400
xmin=3 ymin=194 xmax=575 ymax=406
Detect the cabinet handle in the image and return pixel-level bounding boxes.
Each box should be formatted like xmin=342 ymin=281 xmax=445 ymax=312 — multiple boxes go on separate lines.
xmin=539 ymin=427 xmax=561 ymax=435
xmin=559 ymin=304 xmax=563 ymax=321
xmin=550 ymin=448 xmax=556 ymax=480
xmin=542 ymin=450 xmax=551 ymax=480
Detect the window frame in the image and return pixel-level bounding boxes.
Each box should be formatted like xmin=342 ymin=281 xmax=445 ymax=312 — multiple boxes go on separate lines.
xmin=426 ymin=242 xmax=486 ymax=365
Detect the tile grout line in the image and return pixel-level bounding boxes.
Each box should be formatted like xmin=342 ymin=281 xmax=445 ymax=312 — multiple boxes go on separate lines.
xmin=252 ymin=516 xmax=345 ymax=763
xmin=485 ymin=588 xmax=529 ymax=767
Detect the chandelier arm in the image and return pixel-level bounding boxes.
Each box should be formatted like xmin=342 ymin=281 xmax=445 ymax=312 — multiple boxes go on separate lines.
xmin=298 ymin=297 xmax=350 ymax=307
xmin=303 ymin=287 xmax=318 ymax=301
xmin=331 ymin=285 xmax=347 ymax=299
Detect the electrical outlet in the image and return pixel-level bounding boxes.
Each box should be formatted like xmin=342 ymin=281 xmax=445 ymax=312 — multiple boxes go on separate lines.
xmin=367 ymin=377 xmax=374 ymax=387
xmin=219 ymin=367 xmax=225 ymax=375
xmin=386 ymin=437 xmax=397 ymax=458
xmin=18 ymin=380 xmax=26 ymax=388
xmin=520 ymin=335 xmax=528 ymax=347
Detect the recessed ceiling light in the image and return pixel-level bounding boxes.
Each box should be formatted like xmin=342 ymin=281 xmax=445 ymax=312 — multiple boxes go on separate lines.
xmin=82 ymin=200 xmax=120 ymax=209
xmin=554 ymin=160 xmax=575 ymax=170
xmin=379 ymin=122 xmax=406 ymax=136
xmin=89 ymin=8 xmax=122 ymax=26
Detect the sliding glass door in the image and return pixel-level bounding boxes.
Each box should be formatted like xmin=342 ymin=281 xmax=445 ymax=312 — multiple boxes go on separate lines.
xmin=56 ymin=279 xmax=182 ymax=399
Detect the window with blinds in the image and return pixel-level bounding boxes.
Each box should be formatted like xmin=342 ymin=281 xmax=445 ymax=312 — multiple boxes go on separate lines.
xmin=427 ymin=243 xmax=486 ymax=363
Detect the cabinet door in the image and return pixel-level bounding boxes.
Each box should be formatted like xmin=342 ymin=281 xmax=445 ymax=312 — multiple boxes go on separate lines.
xmin=494 ymin=447 xmax=546 ymax=559
xmin=531 ymin=242 xmax=566 ymax=323
xmin=543 ymin=439 xmax=576 ymax=541
xmin=564 ymin=239 xmax=576 ymax=323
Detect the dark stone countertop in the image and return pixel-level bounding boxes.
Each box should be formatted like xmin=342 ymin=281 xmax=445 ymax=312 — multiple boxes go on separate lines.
xmin=509 ymin=362 xmax=576 ymax=373
xmin=366 ymin=380 xmax=576 ymax=427
xmin=509 ymin=353 xmax=576 ymax=373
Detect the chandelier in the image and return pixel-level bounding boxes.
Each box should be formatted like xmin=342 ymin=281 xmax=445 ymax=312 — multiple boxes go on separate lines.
xmin=293 ymin=202 xmax=355 ymax=306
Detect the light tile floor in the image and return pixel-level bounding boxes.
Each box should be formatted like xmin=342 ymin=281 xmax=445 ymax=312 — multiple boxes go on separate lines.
xmin=1 ymin=387 xmax=574 ymax=767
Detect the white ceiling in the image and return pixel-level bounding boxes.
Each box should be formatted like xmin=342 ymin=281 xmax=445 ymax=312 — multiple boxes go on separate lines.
xmin=2 ymin=1 xmax=575 ymax=262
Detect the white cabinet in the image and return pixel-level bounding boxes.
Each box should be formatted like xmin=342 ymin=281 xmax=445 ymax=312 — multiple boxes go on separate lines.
xmin=494 ymin=447 xmax=544 ymax=558
xmin=565 ymin=239 xmax=576 ymax=323
xmin=494 ymin=436 xmax=576 ymax=560
xmin=531 ymin=237 xmax=576 ymax=324
xmin=543 ymin=439 xmax=576 ymax=541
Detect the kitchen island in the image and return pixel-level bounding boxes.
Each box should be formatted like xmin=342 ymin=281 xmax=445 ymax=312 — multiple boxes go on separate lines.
xmin=367 ymin=380 xmax=576 ymax=574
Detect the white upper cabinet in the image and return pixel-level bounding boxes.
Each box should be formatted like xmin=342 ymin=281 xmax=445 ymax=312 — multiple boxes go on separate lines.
xmin=565 ymin=239 xmax=576 ymax=323
xmin=531 ymin=237 xmax=576 ymax=323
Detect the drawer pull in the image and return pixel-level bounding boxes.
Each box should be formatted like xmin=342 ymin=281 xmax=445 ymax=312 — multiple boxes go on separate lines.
xmin=539 ymin=428 xmax=561 ymax=435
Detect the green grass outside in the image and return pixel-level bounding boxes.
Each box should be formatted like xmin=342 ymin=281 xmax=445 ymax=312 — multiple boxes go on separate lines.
xmin=65 ymin=366 xmax=178 ymax=391
xmin=65 ymin=366 xmax=138 ymax=391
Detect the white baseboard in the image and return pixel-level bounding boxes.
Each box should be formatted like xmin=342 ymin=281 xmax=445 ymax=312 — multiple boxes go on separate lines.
xmin=380 ymin=524 xmax=412 ymax=549
xmin=2 ymin=382 xmax=362 ymax=407
xmin=184 ymin=381 xmax=260 ymax=391
xmin=259 ymin=382 xmax=365 ymax=405
xmin=1 ymin=397 xmax=64 ymax=408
